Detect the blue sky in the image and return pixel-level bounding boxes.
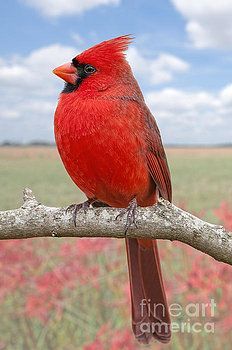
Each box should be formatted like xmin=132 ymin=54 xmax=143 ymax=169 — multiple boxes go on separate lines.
xmin=1 ymin=0 xmax=232 ymax=144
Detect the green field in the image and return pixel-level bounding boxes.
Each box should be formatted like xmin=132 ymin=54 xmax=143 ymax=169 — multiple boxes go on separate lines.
xmin=0 ymin=146 xmax=232 ymax=350
xmin=1 ymin=146 xmax=232 ymax=217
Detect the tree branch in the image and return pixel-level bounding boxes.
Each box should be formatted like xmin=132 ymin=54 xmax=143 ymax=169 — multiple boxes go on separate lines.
xmin=0 ymin=188 xmax=231 ymax=265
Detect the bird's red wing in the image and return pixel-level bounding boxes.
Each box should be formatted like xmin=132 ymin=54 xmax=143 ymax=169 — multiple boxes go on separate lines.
xmin=144 ymin=110 xmax=172 ymax=202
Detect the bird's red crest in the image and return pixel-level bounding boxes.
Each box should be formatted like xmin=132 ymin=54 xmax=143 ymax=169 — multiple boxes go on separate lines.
xmin=76 ymin=35 xmax=133 ymax=65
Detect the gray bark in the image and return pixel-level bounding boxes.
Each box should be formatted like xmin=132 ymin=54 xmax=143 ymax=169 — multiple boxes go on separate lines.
xmin=0 ymin=188 xmax=231 ymax=265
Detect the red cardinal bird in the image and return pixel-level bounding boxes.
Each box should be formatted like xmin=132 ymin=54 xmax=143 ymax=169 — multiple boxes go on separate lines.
xmin=53 ymin=35 xmax=172 ymax=344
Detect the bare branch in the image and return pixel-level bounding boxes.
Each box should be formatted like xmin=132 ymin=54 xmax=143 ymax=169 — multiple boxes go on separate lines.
xmin=0 ymin=188 xmax=231 ymax=265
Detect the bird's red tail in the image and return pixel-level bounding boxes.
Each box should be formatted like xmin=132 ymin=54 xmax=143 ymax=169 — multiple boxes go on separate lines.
xmin=126 ymin=238 xmax=171 ymax=344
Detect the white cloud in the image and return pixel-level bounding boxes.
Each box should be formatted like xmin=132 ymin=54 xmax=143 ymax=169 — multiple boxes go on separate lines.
xmin=0 ymin=44 xmax=77 ymax=142
xmin=145 ymin=86 xmax=232 ymax=143
xmin=220 ymin=84 xmax=232 ymax=105
xmin=171 ymin=0 xmax=232 ymax=48
xmin=127 ymin=47 xmax=189 ymax=85
xmin=146 ymin=89 xmax=220 ymax=114
xmin=22 ymin=0 xmax=120 ymax=17
xmin=0 ymin=44 xmax=77 ymax=92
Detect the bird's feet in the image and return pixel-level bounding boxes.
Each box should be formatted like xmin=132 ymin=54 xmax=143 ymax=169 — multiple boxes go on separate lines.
xmin=116 ymin=198 xmax=138 ymax=234
xmin=66 ymin=199 xmax=93 ymax=227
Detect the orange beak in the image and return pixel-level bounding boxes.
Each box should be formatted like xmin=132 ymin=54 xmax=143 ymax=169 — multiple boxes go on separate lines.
xmin=53 ymin=62 xmax=77 ymax=84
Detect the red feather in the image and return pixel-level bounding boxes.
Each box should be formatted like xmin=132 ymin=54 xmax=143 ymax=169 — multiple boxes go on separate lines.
xmin=76 ymin=35 xmax=133 ymax=65
xmin=54 ymin=35 xmax=172 ymax=344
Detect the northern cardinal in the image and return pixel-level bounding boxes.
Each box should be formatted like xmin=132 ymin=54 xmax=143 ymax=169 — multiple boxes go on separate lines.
xmin=53 ymin=35 xmax=172 ymax=344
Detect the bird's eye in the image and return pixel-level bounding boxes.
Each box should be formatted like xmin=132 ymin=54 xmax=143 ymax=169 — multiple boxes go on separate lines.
xmin=84 ymin=64 xmax=96 ymax=74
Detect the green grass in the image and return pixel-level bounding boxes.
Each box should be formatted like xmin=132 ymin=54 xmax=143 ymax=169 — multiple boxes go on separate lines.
xmin=167 ymin=148 xmax=232 ymax=221
xmin=0 ymin=147 xmax=85 ymax=210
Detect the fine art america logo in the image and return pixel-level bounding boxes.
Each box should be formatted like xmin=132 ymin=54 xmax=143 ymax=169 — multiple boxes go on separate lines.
xmin=140 ymin=299 xmax=216 ymax=334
